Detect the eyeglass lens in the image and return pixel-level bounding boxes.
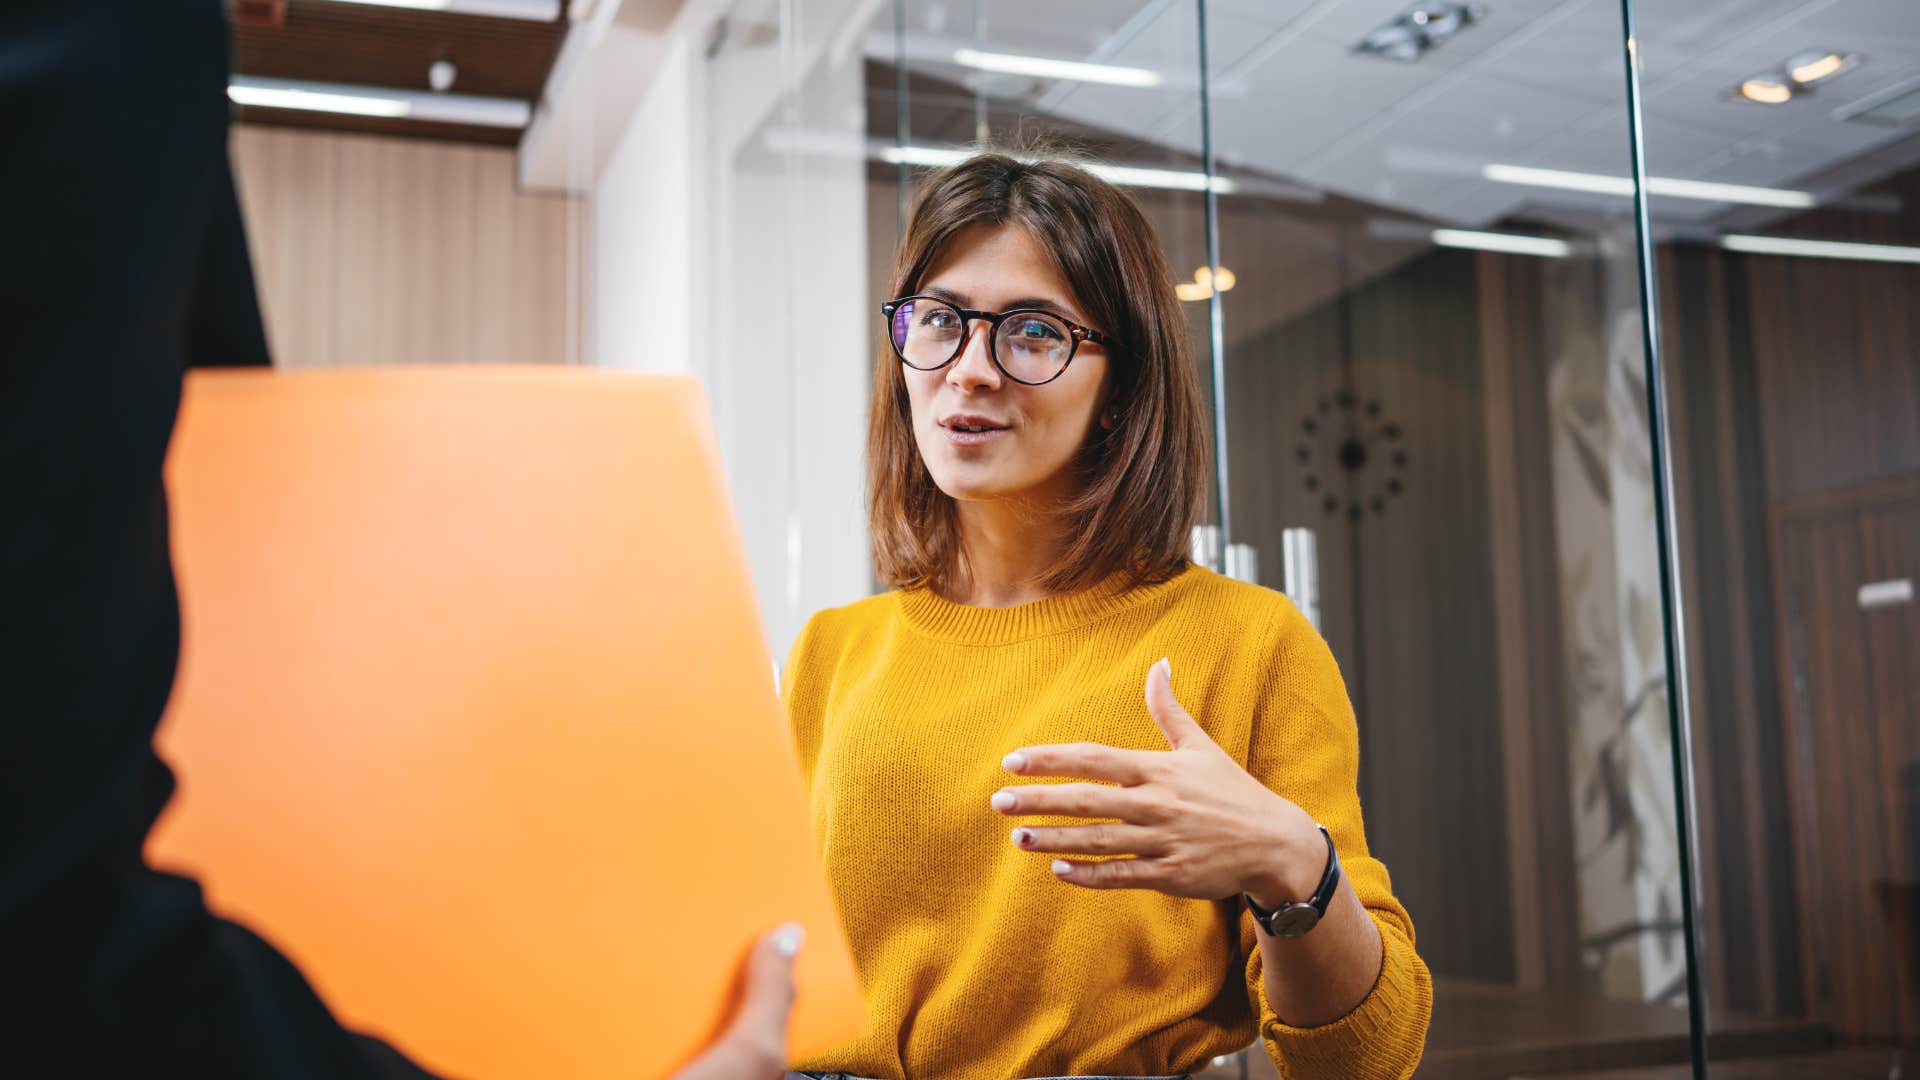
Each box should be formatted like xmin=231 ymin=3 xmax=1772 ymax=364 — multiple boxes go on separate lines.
xmin=889 ymin=298 xmax=1073 ymax=384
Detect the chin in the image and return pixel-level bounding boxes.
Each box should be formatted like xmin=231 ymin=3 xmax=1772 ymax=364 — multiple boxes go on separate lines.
xmin=924 ymin=459 xmax=1025 ymax=503
xmin=930 ymin=473 xmax=1013 ymax=503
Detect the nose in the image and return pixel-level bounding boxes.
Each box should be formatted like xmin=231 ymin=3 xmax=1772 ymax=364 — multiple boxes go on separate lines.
xmin=945 ymin=319 xmax=1002 ymax=392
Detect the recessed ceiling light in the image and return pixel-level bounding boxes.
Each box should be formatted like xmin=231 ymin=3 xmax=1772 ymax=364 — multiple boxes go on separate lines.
xmin=1176 ymin=266 xmax=1238 ymax=302
xmin=1355 ymin=2 xmax=1486 ymax=62
xmin=1786 ymin=50 xmax=1858 ymax=86
xmin=1728 ymin=48 xmax=1860 ymax=104
xmin=1738 ymin=75 xmax=1794 ymax=105
xmin=1360 ymin=25 xmax=1423 ymax=63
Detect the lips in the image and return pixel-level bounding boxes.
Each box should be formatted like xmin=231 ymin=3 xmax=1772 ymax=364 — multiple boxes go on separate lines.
xmin=940 ymin=413 xmax=1010 ymax=434
xmin=939 ymin=413 xmax=1010 ymax=448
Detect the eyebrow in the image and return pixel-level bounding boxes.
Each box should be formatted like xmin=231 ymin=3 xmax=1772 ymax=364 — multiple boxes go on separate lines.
xmin=921 ymin=286 xmax=1079 ymax=321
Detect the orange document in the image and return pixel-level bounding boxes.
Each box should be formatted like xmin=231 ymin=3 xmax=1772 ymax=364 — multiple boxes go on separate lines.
xmin=147 ymin=366 xmax=863 ymax=1079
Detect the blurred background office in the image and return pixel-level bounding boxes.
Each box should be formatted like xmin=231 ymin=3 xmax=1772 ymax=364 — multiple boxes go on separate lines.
xmin=222 ymin=0 xmax=1916 ymax=1075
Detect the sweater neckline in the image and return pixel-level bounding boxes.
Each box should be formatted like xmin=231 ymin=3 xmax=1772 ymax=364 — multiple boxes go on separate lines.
xmin=896 ymin=563 xmax=1202 ymax=645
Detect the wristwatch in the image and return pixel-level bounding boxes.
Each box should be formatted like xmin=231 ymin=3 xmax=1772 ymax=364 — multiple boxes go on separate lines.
xmin=1244 ymin=824 xmax=1341 ymax=939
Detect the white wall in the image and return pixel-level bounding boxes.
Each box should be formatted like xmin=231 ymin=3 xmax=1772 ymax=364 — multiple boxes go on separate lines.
xmin=575 ymin=0 xmax=875 ymax=658
xmin=591 ymin=33 xmax=702 ymax=378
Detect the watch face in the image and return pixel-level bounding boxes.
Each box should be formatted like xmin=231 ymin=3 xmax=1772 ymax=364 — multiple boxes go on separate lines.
xmin=1270 ymin=904 xmax=1321 ymax=939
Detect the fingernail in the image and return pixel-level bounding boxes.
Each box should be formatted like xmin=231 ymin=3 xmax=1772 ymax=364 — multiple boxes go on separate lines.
xmin=990 ymin=790 xmax=1017 ymax=812
xmin=1158 ymin=656 xmax=1171 ymax=678
xmin=1011 ymin=827 xmax=1031 ymax=847
xmin=1051 ymin=860 xmax=1073 ymax=877
xmin=1002 ymin=752 xmax=1027 ymax=772
xmin=773 ymin=922 xmax=806 ymax=958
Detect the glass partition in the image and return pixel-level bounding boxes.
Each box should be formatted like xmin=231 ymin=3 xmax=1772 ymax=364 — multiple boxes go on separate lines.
xmin=702 ymin=0 xmax=883 ymax=649
xmin=1201 ymin=1 xmax=1706 ymax=1074
xmin=684 ymin=0 xmax=1775 ymax=1074
xmin=1634 ymin=0 xmax=1920 ymax=1074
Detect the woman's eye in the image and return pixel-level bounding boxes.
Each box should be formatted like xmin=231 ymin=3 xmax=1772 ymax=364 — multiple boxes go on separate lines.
xmin=1015 ymin=319 xmax=1063 ymax=341
xmin=924 ymin=310 xmax=958 ymax=328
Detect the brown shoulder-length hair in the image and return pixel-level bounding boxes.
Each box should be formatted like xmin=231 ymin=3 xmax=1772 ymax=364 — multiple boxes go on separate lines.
xmin=868 ymin=150 xmax=1211 ymax=598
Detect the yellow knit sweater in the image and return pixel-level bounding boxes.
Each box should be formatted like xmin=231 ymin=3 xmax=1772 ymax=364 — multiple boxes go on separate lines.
xmin=783 ymin=564 xmax=1431 ymax=1080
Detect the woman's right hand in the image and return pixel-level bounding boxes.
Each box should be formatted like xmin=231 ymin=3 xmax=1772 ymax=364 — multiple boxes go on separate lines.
xmin=669 ymin=924 xmax=806 ymax=1080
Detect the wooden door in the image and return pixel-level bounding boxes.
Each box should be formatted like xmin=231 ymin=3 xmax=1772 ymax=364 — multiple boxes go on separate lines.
xmin=1774 ymin=474 xmax=1920 ymax=1042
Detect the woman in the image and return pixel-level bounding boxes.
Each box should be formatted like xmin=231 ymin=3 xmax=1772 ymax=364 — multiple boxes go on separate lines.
xmin=783 ymin=152 xmax=1431 ymax=1080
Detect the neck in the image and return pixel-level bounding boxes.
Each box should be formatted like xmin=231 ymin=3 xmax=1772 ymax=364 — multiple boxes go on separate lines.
xmin=949 ymin=497 xmax=1068 ymax=608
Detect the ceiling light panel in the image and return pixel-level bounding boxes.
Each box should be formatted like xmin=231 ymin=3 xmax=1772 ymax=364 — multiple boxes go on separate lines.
xmin=1837 ymin=76 xmax=1920 ymax=128
xmin=1482 ymin=164 xmax=1816 ymax=208
xmin=315 ymin=0 xmax=562 ymax=19
xmin=952 ymin=48 xmax=1163 ymax=89
xmin=1720 ymin=234 xmax=1920 ymax=264
xmin=228 ymin=83 xmax=409 ymax=118
xmin=877 ymin=145 xmax=1235 ymax=194
xmin=228 ymin=76 xmax=532 ymax=128
xmin=1431 ymin=228 xmax=1572 ymax=258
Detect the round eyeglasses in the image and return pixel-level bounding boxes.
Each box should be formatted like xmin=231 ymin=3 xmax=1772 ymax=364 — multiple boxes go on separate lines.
xmin=881 ymin=295 xmax=1118 ymax=387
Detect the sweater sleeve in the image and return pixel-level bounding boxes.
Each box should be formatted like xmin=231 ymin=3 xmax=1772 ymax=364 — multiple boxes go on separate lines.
xmin=1240 ymin=603 xmax=1433 ymax=1080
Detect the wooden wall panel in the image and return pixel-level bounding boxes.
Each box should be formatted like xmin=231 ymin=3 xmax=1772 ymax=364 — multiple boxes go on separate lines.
xmin=230 ymin=124 xmax=572 ymax=369
xmin=1745 ymin=255 xmax=1920 ymax=503
xmin=1658 ymin=246 xmax=1802 ymax=1019
xmin=1743 ymin=168 xmax=1920 ymax=504
xmin=1655 ymin=163 xmax=1920 ymax=1035
xmin=232 ymin=126 xmax=342 ymax=366
xmin=1478 ymin=251 xmax=1582 ymax=993
xmin=1770 ymin=478 xmax=1920 ymax=1043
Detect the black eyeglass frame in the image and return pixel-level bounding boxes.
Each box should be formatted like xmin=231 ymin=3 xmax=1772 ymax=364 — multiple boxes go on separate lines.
xmin=879 ymin=295 xmax=1120 ymax=387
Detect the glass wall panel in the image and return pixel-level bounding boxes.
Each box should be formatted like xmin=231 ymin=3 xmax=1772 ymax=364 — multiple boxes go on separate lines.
xmin=1634 ymin=0 xmax=1920 ymax=1073
xmin=688 ymin=0 xmax=1733 ymax=1073
xmin=703 ymin=0 xmax=883 ymax=650
xmin=1205 ymin=0 xmax=1701 ymax=1073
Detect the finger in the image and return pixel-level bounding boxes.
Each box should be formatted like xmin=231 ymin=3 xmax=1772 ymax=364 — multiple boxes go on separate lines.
xmin=1012 ymin=822 xmax=1169 ymax=858
xmin=1144 ymin=656 xmax=1209 ymax=750
xmin=673 ymin=925 xmax=801 ymax=1080
xmin=1004 ymin=743 xmax=1157 ymax=785
xmin=991 ymin=782 xmax=1168 ymax=824
xmin=1050 ymin=856 xmax=1162 ymax=890
xmin=727 ymin=923 xmax=802 ymax=1047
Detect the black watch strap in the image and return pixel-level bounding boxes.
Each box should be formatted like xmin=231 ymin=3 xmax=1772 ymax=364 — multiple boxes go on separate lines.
xmin=1245 ymin=824 xmax=1341 ymax=939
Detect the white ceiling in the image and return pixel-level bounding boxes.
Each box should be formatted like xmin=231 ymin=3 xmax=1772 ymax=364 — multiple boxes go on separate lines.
xmin=877 ymin=0 xmax=1920 ymax=230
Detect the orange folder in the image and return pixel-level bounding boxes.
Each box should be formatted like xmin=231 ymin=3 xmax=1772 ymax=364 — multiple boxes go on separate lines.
xmin=147 ymin=366 xmax=863 ymax=1079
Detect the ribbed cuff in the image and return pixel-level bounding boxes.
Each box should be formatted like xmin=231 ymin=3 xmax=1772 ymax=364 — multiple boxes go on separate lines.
xmin=1256 ymin=917 xmax=1432 ymax=1080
